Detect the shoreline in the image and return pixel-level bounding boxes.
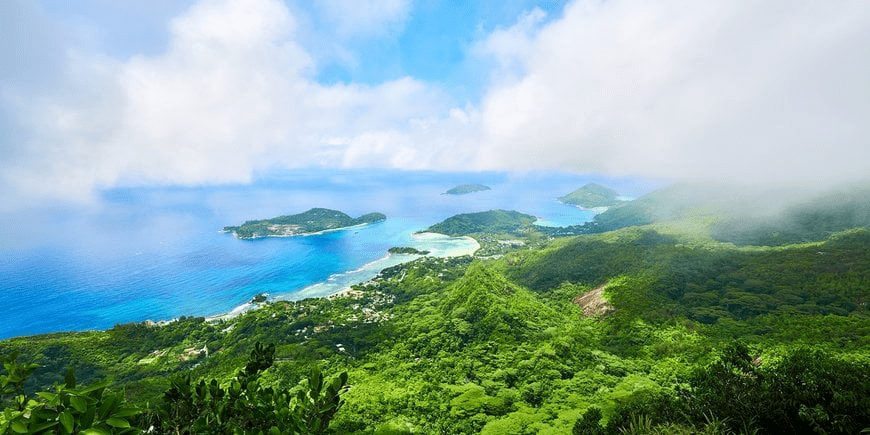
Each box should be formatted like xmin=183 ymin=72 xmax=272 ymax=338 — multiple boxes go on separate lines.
xmin=557 ymin=199 xmax=610 ymax=214
xmin=224 ymin=220 xmax=385 ymax=239
xmin=205 ymin=232 xmax=479 ymax=323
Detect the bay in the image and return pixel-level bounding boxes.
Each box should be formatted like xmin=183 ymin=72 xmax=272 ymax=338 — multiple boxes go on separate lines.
xmin=0 ymin=169 xmax=652 ymax=339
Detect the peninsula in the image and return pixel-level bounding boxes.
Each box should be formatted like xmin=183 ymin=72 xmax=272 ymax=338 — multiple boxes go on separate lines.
xmin=425 ymin=209 xmax=537 ymax=236
xmin=224 ymin=208 xmax=386 ymax=239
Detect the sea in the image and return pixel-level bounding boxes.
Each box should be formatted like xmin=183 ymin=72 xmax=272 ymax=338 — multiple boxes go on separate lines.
xmin=0 ymin=169 xmax=654 ymax=339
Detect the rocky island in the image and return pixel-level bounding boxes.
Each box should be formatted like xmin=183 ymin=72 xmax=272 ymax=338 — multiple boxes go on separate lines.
xmin=444 ymin=184 xmax=491 ymax=195
xmin=224 ymin=208 xmax=386 ymax=239
xmin=558 ymin=182 xmax=623 ymax=208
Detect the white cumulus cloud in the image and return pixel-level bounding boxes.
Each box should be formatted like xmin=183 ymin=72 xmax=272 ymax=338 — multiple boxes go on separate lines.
xmin=472 ymin=0 xmax=870 ymax=185
xmin=0 ymin=0 xmax=457 ymax=208
xmin=2 ymin=0 xmax=869 ymax=209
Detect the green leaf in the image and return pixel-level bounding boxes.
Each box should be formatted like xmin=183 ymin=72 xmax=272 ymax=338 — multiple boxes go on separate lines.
xmin=105 ymin=417 xmax=130 ymax=428
xmin=98 ymin=393 xmax=120 ymax=419
xmin=36 ymin=391 xmax=58 ymax=402
xmin=28 ymin=420 xmax=59 ymax=433
xmin=78 ymin=380 xmax=111 ymax=395
xmin=82 ymin=426 xmax=111 ymax=435
xmin=60 ymin=410 xmax=74 ymax=433
xmin=111 ymin=407 xmax=140 ymax=418
xmin=31 ymin=409 xmax=57 ymax=420
xmin=70 ymin=395 xmax=88 ymax=413
xmin=10 ymin=419 xmax=28 ymax=434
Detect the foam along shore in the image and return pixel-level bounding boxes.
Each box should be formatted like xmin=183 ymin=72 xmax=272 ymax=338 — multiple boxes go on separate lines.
xmin=207 ymin=233 xmax=478 ymax=322
xmin=277 ymin=232 xmax=478 ymax=301
xmin=225 ymin=220 xmax=379 ymax=239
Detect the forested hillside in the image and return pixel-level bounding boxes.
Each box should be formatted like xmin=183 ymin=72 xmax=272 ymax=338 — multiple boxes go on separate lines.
xmin=3 ymin=219 xmax=869 ymax=433
xmin=4 ymin=183 xmax=870 ymax=433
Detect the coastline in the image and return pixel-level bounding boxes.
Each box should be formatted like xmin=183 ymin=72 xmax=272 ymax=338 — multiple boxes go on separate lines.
xmin=225 ymin=220 xmax=384 ymax=239
xmin=205 ymin=232 xmax=478 ymax=323
xmin=557 ymin=199 xmax=610 ymax=214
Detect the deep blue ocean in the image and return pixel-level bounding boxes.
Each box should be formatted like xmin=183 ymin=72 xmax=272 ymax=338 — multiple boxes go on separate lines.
xmin=0 ymin=170 xmax=653 ymax=339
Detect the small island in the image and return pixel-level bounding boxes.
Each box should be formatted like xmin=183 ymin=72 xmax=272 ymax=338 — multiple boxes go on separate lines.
xmin=558 ymin=183 xmax=623 ymax=209
xmin=387 ymin=247 xmax=430 ymax=255
xmin=249 ymin=292 xmax=268 ymax=304
xmin=444 ymin=184 xmax=491 ymax=195
xmin=224 ymin=208 xmax=386 ymax=239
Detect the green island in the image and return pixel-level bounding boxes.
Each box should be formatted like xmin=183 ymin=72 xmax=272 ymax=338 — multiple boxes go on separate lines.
xmin=445 ymin=184 xmax=492 ymax=195
xmin=426 ymin=209 xmax=537 ymax=236
xmin=3 ymin=185 xmax=870 ymax=434
xmin=223 ymin=208 xmax=386 ymax=239
xmin=387 ymin=247 xmax=430 ymax=255
xmin=558 ymin=182 xmax=623 ymax=209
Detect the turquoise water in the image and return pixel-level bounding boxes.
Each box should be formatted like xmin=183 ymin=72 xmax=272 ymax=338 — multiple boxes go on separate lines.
xmin=0 ymin=170 xmax=652 ymax=339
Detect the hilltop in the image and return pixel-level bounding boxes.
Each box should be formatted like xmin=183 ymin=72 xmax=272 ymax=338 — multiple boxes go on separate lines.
xmin=224 ymin=208 xmax=386 ymax=239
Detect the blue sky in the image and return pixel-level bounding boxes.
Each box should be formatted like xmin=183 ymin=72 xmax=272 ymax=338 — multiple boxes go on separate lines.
xmin=2 ymin=0 xmax=869 ymax=208
xmin=24 ymin=1 xmax=569 ymax=99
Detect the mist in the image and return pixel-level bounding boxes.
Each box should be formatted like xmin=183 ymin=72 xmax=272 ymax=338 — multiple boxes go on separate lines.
xmin=2 ymin=0 xmax=869 ymax=209
xmin=595 ymin=177 xmax=870 ymax=246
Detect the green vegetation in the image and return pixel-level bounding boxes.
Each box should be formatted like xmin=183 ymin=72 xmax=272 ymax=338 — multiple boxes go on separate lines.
xmin=387 ymin=247 xmax=430 ymax=255
xmin=4 ymin=185 xmax=870 ymax=433
xmin=1 ymin=344 xmax=348 ymax=434
xmin=558 ymin=183 xmax=623 ymax=208
xmin=426 ymin=209 xmax=537 ymax=236
xmin=444 ymin=184 xmax=491 ymax=195
xmin=710 ymin=186 xmax=870 ymax=246
xmin=224 ymin=208 xmax=386 ymax=239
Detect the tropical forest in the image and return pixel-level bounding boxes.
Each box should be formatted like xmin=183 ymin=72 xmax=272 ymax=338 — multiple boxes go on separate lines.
xmin=2 ymin=184 xmax=869 ymax=434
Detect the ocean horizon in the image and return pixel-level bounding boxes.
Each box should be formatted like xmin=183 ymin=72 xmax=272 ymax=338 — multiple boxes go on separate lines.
xmin=0 ymin=169 xmax=654 ymax=339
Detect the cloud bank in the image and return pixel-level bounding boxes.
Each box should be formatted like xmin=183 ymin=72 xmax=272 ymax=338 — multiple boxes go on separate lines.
xmin=2 ymin=0 xmax=869 ymax=207
xmin=474 ymin=1 xmax=870 ymax=184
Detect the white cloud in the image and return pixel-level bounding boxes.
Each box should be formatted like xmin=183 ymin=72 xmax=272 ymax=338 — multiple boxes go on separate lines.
xmin=3 ymin=0 xmax=869 ymax=209
xmin=472 ymin=0 xmax=870 ymax=184
xmin=0 ymin=0 xmax=452 ymax=208
xmin=473 ymin=7 xmax=547 ymax=84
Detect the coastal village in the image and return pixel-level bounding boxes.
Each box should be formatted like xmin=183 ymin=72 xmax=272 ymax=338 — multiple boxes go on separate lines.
xmin=133 ymin=256 xmax=467 ymax=367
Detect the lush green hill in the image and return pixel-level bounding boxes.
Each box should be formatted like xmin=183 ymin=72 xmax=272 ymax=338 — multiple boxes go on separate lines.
xmin=444 ymin=184 xmax=491 ymax=195
xmin=426 ymin=209 xmax=537 ymax=236
xmin=509 ymin=226 xmax=870 ymax=323
xmin=224 ymin=208 xmax=386 ymax=239
xmin=558 ymin=183 xmax=623 ymax=208
xmin=4 ymin=199 xmax=870 ymax=433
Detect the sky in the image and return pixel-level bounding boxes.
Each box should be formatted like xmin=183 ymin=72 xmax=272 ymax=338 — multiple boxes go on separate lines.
xmin=2 ymin=0 xmax=869 ymax=208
